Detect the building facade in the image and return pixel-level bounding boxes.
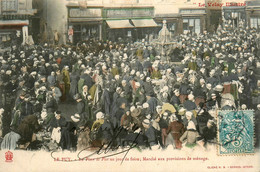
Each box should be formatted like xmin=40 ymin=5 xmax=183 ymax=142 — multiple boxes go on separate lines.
xmin=37 ymin=0 xmax=260 ymax=45
xmin=246 ymin=0 xmax=260 ymax=29
xmin=154 ymin=0 xmax=207 ymax=37
xmin=0 ymin=0 xmax=37 ymax=46
xmin=206 ymin=0 xmax=260 ymax=31
xmin=66 ymin=0 xmax=159 ymax=43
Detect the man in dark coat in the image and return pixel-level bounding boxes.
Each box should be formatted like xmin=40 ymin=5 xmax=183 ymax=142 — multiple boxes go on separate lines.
xmin=143 ymin=77 xmax=155 ymax=96
xmin=170 ymin=89 xmax=181 ymax=111
xmin=19 ymin=94 xmax=34 ymax=120
xmin=114 ymin=102 xmax=126 ymax=129
xmin=183 ymin=94 xmax=197 ymax=111
xmin=50 ymin=111 xmax=72 ymax=150
xmin=81 ymin=71 xmax=94 ymax=90
xmin=206 ymin=93 xmax=221 ymax=110
xmin=74 ymin=94 xmax=88 ymax=121
xmin=142 ymin=119 xmax=159 ymax=148
xmin=196 ymin=109 xmax=213 ymax=135
xmin=45 ymin=92 xmax=58 ymax=115
xmin=101 ymin=86 xmax=111 ymax=116
xmin=146 ymin=94 xmax=158 ymax=115
xmin=121 ymin=80 xmax=132 ymax=102
xmin=201 ymin=120 xmax=216 ymax=149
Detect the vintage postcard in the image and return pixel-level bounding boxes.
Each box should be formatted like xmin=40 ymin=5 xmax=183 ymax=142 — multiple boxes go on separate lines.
xmin=0 ymin=0 xmax=260 ymax=171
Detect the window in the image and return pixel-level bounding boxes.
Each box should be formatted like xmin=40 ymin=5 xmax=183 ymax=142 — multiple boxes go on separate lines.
xmin=183 ymin=19 xmax=189 ymax=31
xmin=195 ymin=19 xmax=200 ymax=34
xmin=1 ymin=0 xmax=18 ymax=12
xmin=183 ymin=18 xmax=201 ymax=34
xmin=250 ymin=18 xmax=260 ymax=29
xmin=169 ymin=23 xmax=175 ymax=31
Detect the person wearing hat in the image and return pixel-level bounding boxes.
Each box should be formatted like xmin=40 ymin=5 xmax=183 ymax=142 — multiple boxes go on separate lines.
xmin=101 ymin=83 xmax=112 ymax=116
xmin=180 ymin=120 xmax=199 ymax=148
xmin=146 ymin=94 xmax=158 ymax=116
xmin=200 ymin=119 xmax=216 ymax=150
xmin=193 ymin=79 xmax=207 ymax=108
xmin=4 ymin=75 xmax=18 ymax=98
xmin=50 ymin=84 xmax=62 ymax=104
xmin=61 ymin=66 xmax=70 ymax=102
xmin=74 ymin=93 xmax=88 ymax=121
xmin=71 ymin=113 xmax=88 ymax=141
xmin=183 ymin=94 xmax=197 ymax=111
xmin=91 ymin=112 xmax=113 ymax=145
xmin=196 ymin=108 xmax=213 ymax=136
xmin=50 ymin=111 xmax=72 ymax=150
xmin=69 ymin=70 xmax=80 ymax=102
xmin=55 ymin=69 xmax=65 ymax=102
xmin=121 ymin=80 xmax=132 ymax=102
xmin=45 ymin=90 xmax=58 ymax=115
xmin=151 ymin=66 xmax=162 ymax=80
xmin=47 ymin=71 xmax=56 ymax=89
xmin=170 ymin=89 xmax=181 ymax=111
xmin=159 ymin=112 xmax=169 ymax=147
xmin=72 ymin=60 xmax=82 ymax=76
xmin=38 ymin=59 xmax=47 ymax=76
xmin=120 ymin=108 xmax=133 ymax=130
xmin=143 ymin=57 xmax=153 ymax=73
xmin=143 ymin=77 xmax=154 ymax=97
xmin=132 ymin=82 xmax=145 ymax=105
xmin=167 ymin=114 xmax=185 ymax=149
xmin=110 ymin=87 xmax=122 ymax=116
xmin=206 ymin=92 xmax=221 ymax=110
xmin=183 ymin=111 xmax=197 ymax=129
xmin=19 ymin=94 xmax=34 ymax=120
xmin=130 ymin=108 xmax=143 ymax=131
xmin=113 ymin=102 xmax=127 ymax=129
xmin=136 ymin=46 xmax=144 ymax=61
xmin=14 ymin=91 xmax=26 ymax=110
xmin=151 ymin=114 xmax=163 ymax=147
xmin=26 ymin=71 xmax=38 ymax=90
xmin=111 ymin=64 xmax=119 ymax=77
xmin=38 ymin=75 xmax=48 ymax=89
xmin=142 ymin=119 xmax=159 ymax=149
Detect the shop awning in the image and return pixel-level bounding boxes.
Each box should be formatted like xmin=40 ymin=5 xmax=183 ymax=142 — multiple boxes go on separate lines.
xmin=106 ymin=20 xmax=134 ymax=29
xmin=0 ymin=20 xmax=29 ymax=26
xmin=131 ymin=19 xmax=158 ymax=28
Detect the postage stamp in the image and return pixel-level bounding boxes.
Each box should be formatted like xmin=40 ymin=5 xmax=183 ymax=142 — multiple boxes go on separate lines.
xmin=217 ymin=110 xmax=254 ymax=155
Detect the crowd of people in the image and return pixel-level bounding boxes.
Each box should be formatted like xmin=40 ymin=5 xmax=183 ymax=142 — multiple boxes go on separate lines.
xmin=0 ymin=21 xmax=259 ymax=152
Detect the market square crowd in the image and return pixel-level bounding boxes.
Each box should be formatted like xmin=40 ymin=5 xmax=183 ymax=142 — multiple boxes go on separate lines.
xmin=0 ymin=20 xmax=259 ymax=151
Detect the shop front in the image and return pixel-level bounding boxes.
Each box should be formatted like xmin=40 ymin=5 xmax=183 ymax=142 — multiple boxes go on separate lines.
xmin=0 ymin=20 xmax=29 ymax=47
xmin=67 ymin=6 xmax=103 ymax=44
xmin=179 ymin=9 xmax=206 ymax=35
xmin=105 ymin=19 xmax=135 ymax=42
xmin=222 ymin=6 xmax=246 ymax=28
xmin=103 ymin=7 xmax=159 ymax=42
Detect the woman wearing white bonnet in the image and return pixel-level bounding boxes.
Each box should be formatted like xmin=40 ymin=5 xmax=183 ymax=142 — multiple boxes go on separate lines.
xmin=180 ymin=120 xmax=199 ymax=148
xmin=96 ymin=112 xmax=105 ymax=120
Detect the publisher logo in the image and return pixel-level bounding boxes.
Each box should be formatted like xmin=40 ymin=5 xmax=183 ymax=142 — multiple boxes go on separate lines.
xmin=5 ymin=151 xmax=13 ymax=162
